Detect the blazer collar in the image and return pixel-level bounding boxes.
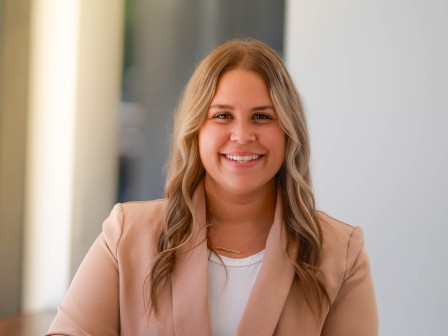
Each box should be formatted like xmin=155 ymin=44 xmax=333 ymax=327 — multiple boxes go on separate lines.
xmin=170 ymin=182 xmax=296 ymax=336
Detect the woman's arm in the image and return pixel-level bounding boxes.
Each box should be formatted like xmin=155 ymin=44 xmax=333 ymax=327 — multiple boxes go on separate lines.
xmin=44 ymin=204 xmax=124 ymax=336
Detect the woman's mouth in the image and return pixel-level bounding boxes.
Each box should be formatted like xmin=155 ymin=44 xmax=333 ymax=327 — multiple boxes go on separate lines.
xmin=225 ymin=154 xmax=261 ymax=163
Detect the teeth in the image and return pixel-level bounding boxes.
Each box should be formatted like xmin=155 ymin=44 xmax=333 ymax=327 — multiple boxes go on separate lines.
xmin=225 ymin=154 xmax=260 ymax=163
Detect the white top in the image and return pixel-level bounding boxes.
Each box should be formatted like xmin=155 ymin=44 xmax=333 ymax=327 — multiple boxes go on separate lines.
xmin=208 ymin=249 xmax=265 ymax=336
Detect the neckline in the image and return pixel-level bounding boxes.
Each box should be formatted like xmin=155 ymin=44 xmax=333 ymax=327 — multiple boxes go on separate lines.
xmin=208 ymin=249 xmax=265 ymax=267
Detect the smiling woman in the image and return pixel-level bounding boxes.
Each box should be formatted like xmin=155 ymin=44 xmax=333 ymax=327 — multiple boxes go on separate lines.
xmin=45 ymin=39 xmax=378 ymax=336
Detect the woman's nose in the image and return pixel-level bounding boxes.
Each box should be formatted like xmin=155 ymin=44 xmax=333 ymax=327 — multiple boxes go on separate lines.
xmin=230 ymin=122 xmax=256 ymax=144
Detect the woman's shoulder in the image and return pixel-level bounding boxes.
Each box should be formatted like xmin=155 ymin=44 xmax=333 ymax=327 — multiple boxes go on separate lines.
xmin=317 ymin=211 xmax=368 ymax=284
xmin=101 ymin=198 xmax=168 ymax=258
xmin=316 ymin=210 xmax=364 ymax=242
xmin=120 ymin=198 xmax=168 ymax=226
xmin=315 ymin=211 xmax=374 ymax=308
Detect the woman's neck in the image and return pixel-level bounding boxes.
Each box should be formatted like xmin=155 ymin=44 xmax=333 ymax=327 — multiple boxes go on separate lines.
xmin=204 ymin=176 xmax=277 ymax=257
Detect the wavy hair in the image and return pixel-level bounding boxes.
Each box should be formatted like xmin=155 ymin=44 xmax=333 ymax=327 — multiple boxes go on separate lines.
xmin=148 ymin=39 xmax=329 ymax=317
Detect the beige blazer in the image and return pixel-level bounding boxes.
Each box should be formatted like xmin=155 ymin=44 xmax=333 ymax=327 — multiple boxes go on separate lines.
xmin=46 ymin=184 xmax=378 ymax=335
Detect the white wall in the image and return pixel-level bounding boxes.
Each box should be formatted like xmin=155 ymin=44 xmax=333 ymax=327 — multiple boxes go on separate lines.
xmin=22 ymin=0 xmax=123 ymax=312
xmin=286 ymin=1 xmax=448 ymax=335
xmin=23 ymin=0 xmax=78 ymax=312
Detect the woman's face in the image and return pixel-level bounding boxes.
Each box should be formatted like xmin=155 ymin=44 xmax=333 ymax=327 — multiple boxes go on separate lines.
xmin=198 ymin=69 xmax=285 ymax=197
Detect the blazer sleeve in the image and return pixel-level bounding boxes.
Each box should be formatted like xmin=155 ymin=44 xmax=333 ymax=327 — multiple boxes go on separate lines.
xmin=322 ymin=226 xmax=379 ymax=336
xmin=44 ymin=204 xmax=124 ymax=336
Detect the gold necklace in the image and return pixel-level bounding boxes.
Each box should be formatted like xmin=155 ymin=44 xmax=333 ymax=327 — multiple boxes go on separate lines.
xmin=207 ymin=215 xmax=269 ymax=255
xmin=214 ymin=246 xmax=241 ymax=254
xmin=207 ymin=217 xmax=241 ymax=254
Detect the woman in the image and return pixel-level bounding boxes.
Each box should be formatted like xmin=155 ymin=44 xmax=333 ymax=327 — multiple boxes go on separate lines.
xmin=46 ymin=39 xmax=378 ymax=335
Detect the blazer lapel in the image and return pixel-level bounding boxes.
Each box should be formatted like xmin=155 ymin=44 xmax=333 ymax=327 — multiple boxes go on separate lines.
xmin=171 ymin=182 xmax=211 ymax=336
xmin=170 ymin=184 xmax=298 ymax=335
xmin=237 ymin=192 xmax=297 ymax=336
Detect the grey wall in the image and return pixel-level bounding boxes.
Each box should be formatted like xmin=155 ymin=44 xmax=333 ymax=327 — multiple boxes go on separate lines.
xmin=286 ymin=0 xmax=448 ymax=335
xmin=119 ymin=0 xmax=285 ymax=201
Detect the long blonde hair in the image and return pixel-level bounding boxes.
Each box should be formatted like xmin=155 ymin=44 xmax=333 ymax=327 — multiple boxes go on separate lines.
xmin=148 ymin=39 xmax=329 ymax=316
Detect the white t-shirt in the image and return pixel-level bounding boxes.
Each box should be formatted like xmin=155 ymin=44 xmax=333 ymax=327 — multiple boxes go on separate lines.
xmin=208 ymin=249 xmax=265 ymax=336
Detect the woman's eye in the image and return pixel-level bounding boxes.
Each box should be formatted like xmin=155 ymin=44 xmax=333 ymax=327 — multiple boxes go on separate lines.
xmin=254 ymin=114 xmax=271 ymax=120
xmin=214 ymin=113 xmax=231 ymax=119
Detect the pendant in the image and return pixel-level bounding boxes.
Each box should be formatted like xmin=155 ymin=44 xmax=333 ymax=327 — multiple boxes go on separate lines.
xmin=214 ymin=246 xmax=241 ymax=254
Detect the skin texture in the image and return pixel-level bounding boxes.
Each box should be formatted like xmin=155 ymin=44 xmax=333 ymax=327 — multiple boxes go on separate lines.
xmin=198 ymin=70 xmax=286 ymax=257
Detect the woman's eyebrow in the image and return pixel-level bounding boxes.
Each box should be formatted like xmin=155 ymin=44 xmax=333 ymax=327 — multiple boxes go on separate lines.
xmin=252 ymin=105 xmax=275 ymax=111
xmin=209 ymin=104 xmax=274 ymax=111
xmin=209 ymin=104 xmax=234 ymax=110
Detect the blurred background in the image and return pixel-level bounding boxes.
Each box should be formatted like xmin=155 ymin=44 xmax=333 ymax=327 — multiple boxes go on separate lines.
xmin=0 ymin=0 xmax=447 ymax=335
